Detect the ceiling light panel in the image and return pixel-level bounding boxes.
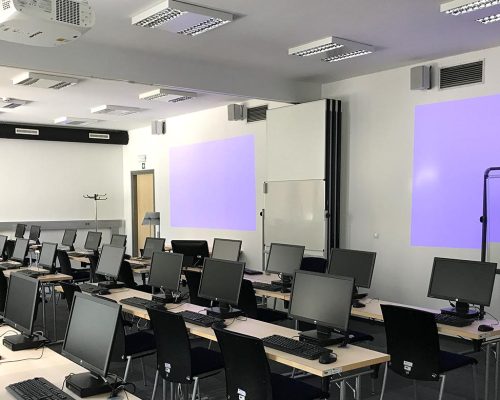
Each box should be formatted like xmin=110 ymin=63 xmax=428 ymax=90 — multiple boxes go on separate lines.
xmin=440 ymin=0 xmax=500 ymax=15
xmin=477 ymin=12 xmax=500 ymax=22
xmin=0 ymin=97 xmax=28 ymax=109
xmin=139 ymin=88 xmax=197 ymax=102
xmin=90 ymin=105 xmax=147 ymax=116
xmin=322 ymin=50 xmax=373 ymax=63
xmin=54 ymin=117 xmax=100 ymax=126
xmin=131 ymin=0 xmax=233 ymax=36
xmin=13 ymin=72 xmax=80 ymax=89
xmin=289 ymin=37 xmax=344 ymax=57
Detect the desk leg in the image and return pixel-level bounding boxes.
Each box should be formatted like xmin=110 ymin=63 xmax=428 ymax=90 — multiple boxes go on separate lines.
xmin=486 ymin=343 xmax=492 ymax=400
xmin=52 ymin=283 xmax=57 ymax=341
xmin=141 ymin=273 xmax=146 ymax=285
xmin=355 ymin=375 xmax=361 ymax=400
xmin=340 ymin=379 xmax=346 ymax=400
xmin=41 ymin=283 xmax=46 ymax=337
xmin=495 ymin=342 xmax=499 ymax=400
xmin=321 ymin=376 xmax=330 ymax=397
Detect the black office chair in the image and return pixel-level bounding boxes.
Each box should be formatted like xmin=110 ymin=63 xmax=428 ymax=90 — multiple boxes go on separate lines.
xmin=300 ymin=257 xmax=328 ymax=273
xmin=238 ymin=279 xmax=288 ymax=323
xmin=214 ymin=327 xmax=329 ymax=400
xmin=117 ymin=257 xmax=137 ymax=289
xmin=59 ymin=282 xmax=82 ymax=310
xmin=0 ymin=271 xmax=7 ymax=313
xmin=147 ymin=307 xmax=224 ymax=400
xmin=57 ymin=250 xmax=91 ymax=282
xmin=184 ymin=270 xmax=212 ymax=308
xmin=4 ymin=240 xmax=15 ymax=260
xmin=380 ymin=305 xmax=478 ymax=400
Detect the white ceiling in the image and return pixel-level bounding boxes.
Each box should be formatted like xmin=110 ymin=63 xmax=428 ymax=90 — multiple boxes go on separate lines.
xmin=1 ymin=0 xmax=500 ymax=120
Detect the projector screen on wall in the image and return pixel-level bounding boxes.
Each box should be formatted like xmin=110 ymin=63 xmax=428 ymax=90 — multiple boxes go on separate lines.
xmin=169 ymin=134 xmax=256 ymax=231
xmin=411 ymin=94 xmax=500 ymax=249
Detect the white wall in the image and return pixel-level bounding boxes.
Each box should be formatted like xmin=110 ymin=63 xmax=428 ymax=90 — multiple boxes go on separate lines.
xmin=322 ymin=45 xmax=500 ymax=315
xmin=123 ymin=101 xmax=288 ymax=268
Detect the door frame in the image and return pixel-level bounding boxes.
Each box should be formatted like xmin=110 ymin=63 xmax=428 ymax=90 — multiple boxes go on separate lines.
xmin=131 ymin=169 xmax=155 ymax=257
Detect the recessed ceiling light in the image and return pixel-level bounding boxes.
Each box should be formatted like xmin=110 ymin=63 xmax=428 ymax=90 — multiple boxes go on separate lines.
xmin=440 ymin=0 xmax=500 ymax=15
xmin=139 ymin=88 xmax=197 ymax=103
xmin=477 ymin=12 xmax=500 ymax=22
xmin=13 ymin=72 xmax=80 ymax=89
xmin=0 ymin=97 xmax=29 ymax=109
xmin=289 ymin=37 xmax=344 ymax=57
xmin=90 ymin=105 xmax=147 ymax=116
xmin=131 ymin=0 xmax=233 ymax=36
xmin=54 ymin=117 xmax=101 ymax=126
xmin=322 ymin=50 xmax=373 ymax=63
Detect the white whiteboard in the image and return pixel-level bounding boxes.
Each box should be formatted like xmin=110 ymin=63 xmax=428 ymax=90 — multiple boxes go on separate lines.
xmin=264 ymin=180 xmax=326 ymax=252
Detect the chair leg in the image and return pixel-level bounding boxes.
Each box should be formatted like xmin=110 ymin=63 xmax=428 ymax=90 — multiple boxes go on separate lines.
xmin=380 ymin=362 xmax=388 ymax=400
xmin=162 ymin=379 xmax=167 ymax=400
xmin=191 ymin=377 xmax=199 ymax=400
xmin=151 ymin=370 xmax=159 ymax=400
xmin=123 ymin=356 xmax=132 ymax=383
xmin=472 ymin=364 xmax=479 ymax=400
xmin=413 ymin=380 xmax=417 ymax=400
xmin=170 ymin=383 xmax=174 ymax=400
xmin=140 ymin=357 xmax=147 ymax=386
xmin=438 ymin=375 xmax=446 ymax=400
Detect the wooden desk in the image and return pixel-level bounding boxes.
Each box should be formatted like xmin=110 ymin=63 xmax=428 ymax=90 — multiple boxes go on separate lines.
xmin=0 ymin=326 xmax=139 ymax=400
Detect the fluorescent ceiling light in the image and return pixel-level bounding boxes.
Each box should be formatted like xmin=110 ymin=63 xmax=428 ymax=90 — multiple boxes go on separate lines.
xmin=477 ymin=12 xmax=500 ymax=22
xmin=90 ymin=104 xmax=147 ymax=116
xmin=441 ymin=0 xmax=500 ymax=15
xmin=13 ymin=72 xmax=80 ymax=89
xmin=0 ymin=97 xmax=29 ymax=109
xmin=139 ymin=88 xmax=197 ymax=102
xmin=322 ymin=49 xmax=373 ymax=63
xmin=132 ymin=0 xmax=233 ymax=36
xmin=289 ymin=37 xmax=344 ymax=57
xmin=54 ymin=117 xmax=101 ymax=126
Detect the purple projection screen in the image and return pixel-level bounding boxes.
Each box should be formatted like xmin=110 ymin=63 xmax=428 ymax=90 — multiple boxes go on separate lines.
xmin=411 ymin=94 xmax=500 ymax=248
xmin=169 ymin=135 xmax=256 ymax=230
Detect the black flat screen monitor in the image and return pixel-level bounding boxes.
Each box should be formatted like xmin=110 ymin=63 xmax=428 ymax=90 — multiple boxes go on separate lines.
xmin=62 ymin=229 xmax=77 ymax=247
xmin=0 ymin=234 xmax=7 ymax=255
xmin=266 ymin=243 xmax=305 ymax=277
xmin=428 ymin=257 xmax=497 ymax=308
xmin=328 ymin=248 xmax=376 ymax=289
xmin=96 ymin=245 xmax=125 ymax=280
xmin=110 ymin=234 xmax=127 ymax=248
xmin=171 ymin=240 xmax=209 ymax=267
xmin=198 ymin=258 xmax=245 ymax=307
xmin=15 ymin=224 xmax=26 ymax=239
xmin=11 ymin=238 xmax=29 ymax=262
xmin=290 ymin=271 xmax=354 ymax=346
xmin=143 ymin=237 xmax=166 ymax=258
xmin=149 ymin=252 xmax=183 ymax=292
xmin=84 ymin=231 xmax=102 ymax=251
xmin=4 ymin=273 xmax=39 ymax=336
xmin=62 ymin=293 xmax=121 ymax=396
xmin=29 ymin=225 xmax=41 ymax=242
xmin=211 ymin=238 xmax=242 ymax=261
xmin=38 ymin=242 xmax=58 ymax=272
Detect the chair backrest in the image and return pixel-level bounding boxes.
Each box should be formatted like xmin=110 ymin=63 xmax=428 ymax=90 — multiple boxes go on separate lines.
xmin=147 ymin=308 xmax=193 ymax=384
xmin=4 ymin=240 xmax=15 ymax=260
xmin=87 ymin=254 xmax=101 ymax=282
xmin=59 ymin=282 xmax=82 ymax=310
xmin=237 ymin=279 xmax=259 ymax=319
xmin=184 ymin=270 xmax=212 ymax=307
xmin=117 ymin=257 xmax=136 ymax=288
xmin=0 ymin=271 xmax=7 ymax=312
xmin=381 ymin=304 xmax=441 ymax=381
xmin=57 ymin=250 xmax=73 ymax=276
xmin=300 ymin=256 xmax=327 ymax=273
xmin=214 ymin=327 xmax=274 ymax=400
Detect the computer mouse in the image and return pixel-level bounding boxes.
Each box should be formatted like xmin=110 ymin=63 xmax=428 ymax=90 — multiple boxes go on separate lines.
xmin=478 ymin=324 xmax=494 ymax=332
xmin=212 ymin=321 xmax=227 ymax=329
xmin=96 ymin=289 xmax=110 ymax=295
xmin=319 ymin=352 xmax=337 ymax=364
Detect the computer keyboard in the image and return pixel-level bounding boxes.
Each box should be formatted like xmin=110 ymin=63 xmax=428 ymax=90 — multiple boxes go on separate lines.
xmin=251 ymin=282 xmax=283 ymax=292
xmin=179 ymin=310 xmax=223 ymax=327
xmin=0 ymin=261 xmax=22 ymax=270
xmin=78 ymin=283 xmax=100 ymax=293
xmin=120 ymin=296 xmax=166 ymax=310
xmin=15 ymin=269 xmax=46 ymax=278
xmin=262 ymin=335 xmax=331 ymax=360
xmin=7 ymin=377 xmax=76 ymax=400
xmin=67 ymin=251 xmax=92 ymax=258
xmin=435 ymin=313 xmax=473 ymax=327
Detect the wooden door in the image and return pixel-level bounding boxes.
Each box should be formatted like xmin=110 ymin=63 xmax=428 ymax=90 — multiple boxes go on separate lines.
xmin=132 ymin=171 xmax=155 ymax=256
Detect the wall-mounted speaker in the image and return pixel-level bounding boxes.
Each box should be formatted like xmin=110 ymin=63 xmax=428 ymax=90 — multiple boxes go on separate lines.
xmin=152 ymin=120 xmax=166 ymax=135
xmin=227 ymin=104 xmax=246 ymax=121
xmin=411 ymin=65 xmax=432 ymax=90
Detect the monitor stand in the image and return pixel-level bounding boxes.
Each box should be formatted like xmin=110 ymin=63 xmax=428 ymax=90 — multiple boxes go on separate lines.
xmin=3 ymin=333 xmax=48 ymax=351
xmin=98 ymin=280 xmax=125 ymax=290
xmin=299 ymin=326 xmax=346 ymax=347
xmin=271 ymin=275 xmax=293 ymax=293
xmin=206 ymin=303 xmax=243 ymax=319
xmin=441 ymin=302 xmax=479 ymax=319
xmin=66 ymin=372 xmax=110 ymax=398
xmin=352 ymin=286 xmax=368 ymax=308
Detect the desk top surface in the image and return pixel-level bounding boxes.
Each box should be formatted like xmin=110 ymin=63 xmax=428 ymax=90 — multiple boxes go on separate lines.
xmin=0 ymin=326 xmax=139 ymax=400
xmin=2 ymin=268 xmax=72 ymax=282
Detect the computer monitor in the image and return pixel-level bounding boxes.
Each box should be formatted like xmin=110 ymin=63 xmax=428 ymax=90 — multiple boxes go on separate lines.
xmin=29 ymin=225 xmax=41 ymax=242
xmin=289 ymin=271 xmax=354 ymax=346
xmin=266 ymin=243 xmax=305 ymax=290
xmin=96 ymin=245 xmax=125 ymax=288
xmin=211 ymin=238 xmax=242 ymax=261
xmin=84 ymin=231 xmax=102 ymax=251
xmin=149 ymin=252 xmax=183 ymax=293
xmin=11 ymin=238 xmax=29 ymax=262
xmin=15 ymin=223 xmax=26 ymax=238
xmin=428 ymin=257 xmax=497 ymax=319
xmin=110 ymin=234 xmax=127 ymax=248
xmin=62 ymin=229 xmax=77 ymax=247
xmin=142 ymin=237 xmax=166 ymax=258
xmin=3 ymin=274 xmax=46 ymax=350
xmin=171 ymin=240 xmax=210 ymax=267
xmin=0 ymin=234 xmax=7 ymax=257
xmin=62 ymin=292 xmax=121 ymax=397
xmin=38 ymin=242 xmax=58 ymax=273
xmin=198 ymin=258 xmax=245 ymax=319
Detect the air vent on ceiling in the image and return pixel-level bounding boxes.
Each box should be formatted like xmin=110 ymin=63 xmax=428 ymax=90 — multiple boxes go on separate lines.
xmin=89 ymin=132 xmax=110 ymax=140
xmin=15 ymin=128 xmax=39 ymax=136
xmin=56 ymin=0 xmax=81 ymax=25
xmin=440 ymin=60 xmax=484 ymax=89
xmin=13 ymin=72 xmax=80 ymax=89
xmin=2 ymin=0 xmax=10 ymax=10
xmin=246 ymin=105 xmax=268 ymax=123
